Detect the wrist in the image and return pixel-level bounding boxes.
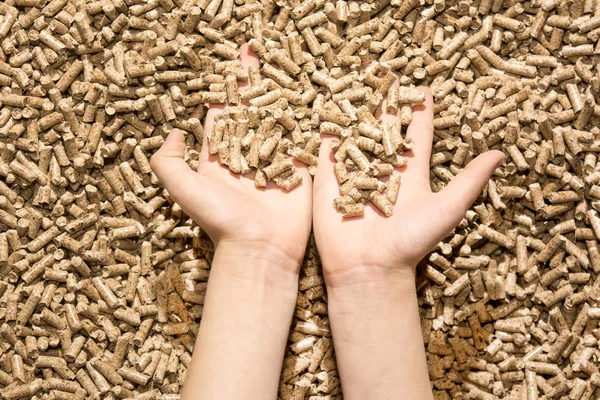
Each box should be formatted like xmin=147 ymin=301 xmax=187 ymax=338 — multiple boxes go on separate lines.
xmin=325 ymin=266 xmax=420 ymax=345
xmin=327 ymin=273 xmax=417 ymax=312
xmin=323 ymin=262 xmax=417 ymax=291
xmin=211 ymin=240 xmax=302 ymax=292
xmin=325 ymin=264 xmax=418 ymax=315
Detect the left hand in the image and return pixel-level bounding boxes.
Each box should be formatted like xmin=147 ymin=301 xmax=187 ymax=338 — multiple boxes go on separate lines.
xmin=150 ymin=45 xmax=312 ymax=275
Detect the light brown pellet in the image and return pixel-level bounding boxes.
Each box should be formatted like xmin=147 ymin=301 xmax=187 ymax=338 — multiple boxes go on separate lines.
xmin=0 ymin=0 xmax=598 ymax=398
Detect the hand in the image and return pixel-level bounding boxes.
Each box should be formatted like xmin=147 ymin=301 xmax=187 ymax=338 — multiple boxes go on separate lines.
xmin=151 ymin=45 xmax=312 ymax=274
xmin=313 ymin=86 xmax=505 ymax=287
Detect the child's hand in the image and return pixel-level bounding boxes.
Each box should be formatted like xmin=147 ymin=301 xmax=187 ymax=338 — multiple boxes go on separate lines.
xmin=151 ymin=45 xmax=312 ymax=273
xmin=313 ymin=86 xmax=505 ymax=287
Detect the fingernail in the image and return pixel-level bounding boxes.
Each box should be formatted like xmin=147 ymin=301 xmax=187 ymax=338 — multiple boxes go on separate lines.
xmin=495 ymin=156 xmax=505 ymax=169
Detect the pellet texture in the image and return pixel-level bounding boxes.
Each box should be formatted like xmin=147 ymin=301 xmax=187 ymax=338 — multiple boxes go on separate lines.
xmin=1 ymin=0 xmax=600 ymax=399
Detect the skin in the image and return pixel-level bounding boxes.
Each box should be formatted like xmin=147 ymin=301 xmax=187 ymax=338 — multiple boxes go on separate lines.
xmin=151 ymin=46 xmax=504 ymax=399
xmin=150 ymin=45 xmax=312 ymax=400
xmin=313 ymin=85 xmax=504 ymax=399
xmin=151 ymin=45 xmax=312 ymax=273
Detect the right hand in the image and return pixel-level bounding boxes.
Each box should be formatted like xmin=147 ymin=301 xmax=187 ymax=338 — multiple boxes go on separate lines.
xmin=312 ymin=86 xmax=505 ymax=288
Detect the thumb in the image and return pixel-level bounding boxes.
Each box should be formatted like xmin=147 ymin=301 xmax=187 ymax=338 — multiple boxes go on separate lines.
xmin=439 ymin=150 xmax=505 ymax=225
xmin=150 ymin=128 xmax=229 ymax=239
xmin=150 ymin=129 xmax=199 ymax=203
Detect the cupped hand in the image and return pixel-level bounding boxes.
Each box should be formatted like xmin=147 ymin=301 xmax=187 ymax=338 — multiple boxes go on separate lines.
xmin=313 ymin=86 xmax=505 ymax=287
xmin=150 ymin=45 xmax=312 ymax=271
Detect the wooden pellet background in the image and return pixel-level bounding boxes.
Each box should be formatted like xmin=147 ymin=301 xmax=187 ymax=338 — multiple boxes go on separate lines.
xmin=2 ymin=0 xmax=600 ymax=399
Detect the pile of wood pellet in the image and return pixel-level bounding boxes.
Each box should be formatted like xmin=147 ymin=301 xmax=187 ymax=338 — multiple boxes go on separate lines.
xmin=3 ymin=0 xmax=600 ymax=398
xmin=210 ymin=77 xmax=416 ymax=216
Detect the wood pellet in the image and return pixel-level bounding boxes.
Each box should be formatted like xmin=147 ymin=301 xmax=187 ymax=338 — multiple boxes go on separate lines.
xmin=2 ymin=0 xmax=600 ymax=399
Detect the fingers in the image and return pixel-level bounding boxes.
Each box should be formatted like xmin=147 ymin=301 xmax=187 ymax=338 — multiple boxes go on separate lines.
xmin=239 ymin=43 xmax=259 ymax=90
xmin=438 ymin=150 xmax=505 ymax=227
xmin=200 ymin=44 xmax=258 ymax=164
xmin=203 ymin=104 xmax=225 ymax=139
xmin=380 ymin=76 xmax=400 ymax=129
xmin=313 ymin=136 xmax=339 ymax=217
xmin=151 ymin=129 xmax=201 ymax=203
xmin=199 ymin=104 xmax=225 ymax=163
xmin=404 ymin=87 xmax=434 ymax=179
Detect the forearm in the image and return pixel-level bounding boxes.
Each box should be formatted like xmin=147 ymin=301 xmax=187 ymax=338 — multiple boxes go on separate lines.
xmin=326 ymin=267 xmax=433 ymax=400
xmin=181 ymin=246 xmax=299 ymax=400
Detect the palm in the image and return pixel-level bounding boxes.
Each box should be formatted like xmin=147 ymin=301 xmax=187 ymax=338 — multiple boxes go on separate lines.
xmin=151 ymin=45 xmax=312 ymax=265
xmin=392 ymin=183 xmax=453 ymax=259
xmin=313 ymin=88 xmax=504 ymax=281
xmin=316 ymin=182 xmax=450 ymax=273
xmin=192 ymin=154 xmax=312 ymax=262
